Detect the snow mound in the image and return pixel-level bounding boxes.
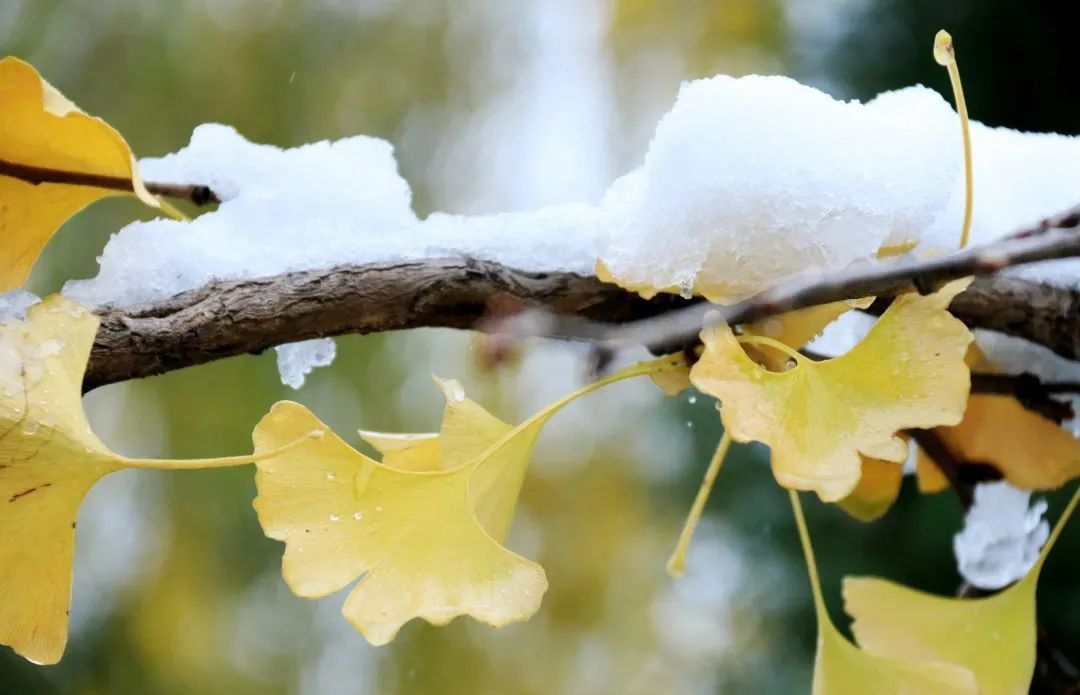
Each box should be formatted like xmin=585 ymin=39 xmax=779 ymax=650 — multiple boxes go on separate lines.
xmin=597 ymin=76 xmax=960 ymax=302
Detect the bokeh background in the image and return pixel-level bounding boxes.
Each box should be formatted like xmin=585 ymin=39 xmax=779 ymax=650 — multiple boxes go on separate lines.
xmin=3 ymin=1 xmax=1079 ymax=693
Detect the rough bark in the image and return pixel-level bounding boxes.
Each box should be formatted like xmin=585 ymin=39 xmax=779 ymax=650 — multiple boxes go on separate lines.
xmin=84 ymin=257 xmax=1078 ymax=391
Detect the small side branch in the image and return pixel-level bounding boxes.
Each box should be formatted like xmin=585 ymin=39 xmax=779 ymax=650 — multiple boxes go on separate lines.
xmin=0 ymin=157 xmax=219 ymax=206
xmin=519 ymin=205 xmax=1080 ymax=356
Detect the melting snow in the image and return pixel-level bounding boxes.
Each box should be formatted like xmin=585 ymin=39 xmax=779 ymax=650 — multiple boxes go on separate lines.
xmin=276 ymin=338 xmax=337 ymax=390
xmin=0 ymin=289 xmax=40 ymax=321
xmin=953 ymin=481 xmax=1049 ymax=590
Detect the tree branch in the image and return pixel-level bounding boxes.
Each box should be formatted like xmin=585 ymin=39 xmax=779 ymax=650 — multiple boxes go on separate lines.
xmin=82 ymin=204 xmax=1080 ymax=392
xmin=84 ymin=259 xmax=692 ymax=391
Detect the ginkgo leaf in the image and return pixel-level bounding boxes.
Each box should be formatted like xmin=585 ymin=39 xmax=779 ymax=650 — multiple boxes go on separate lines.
xmin=0 ymin=56 xmax=158 ymax=290
xmin=843 ymin=486 xmax=1080 ymax=695
xmin=359 ymin=377 xmax=512 ymax=473
xmin=933 ymin=393 xmax=1080 ymax=490
xmin=916 ymin=345 xmax=1080 ymax=492
xmin=691 ymin=281 xmax=972 ymax=501
xmin=915 ymin=448 xmax=950 ymax=493
xmin=790 ymin=491 xmax=977 ymax=694
xmin=0 ymin=295 xmax=314 ymax=664
xmin=649 ymin=300 xmax=867 ymax=396
xmin=837 ymin=456 xmax=904 ymax=523
xmin=649 ymin=362 xmax=693 ymax=396
xmin=253 ymin=356 xmax=684 ymax=645
xmin=0 ymin=296 xmax=121 ymax=664
xmin=745 ymin=298 xmax=872 ymax=372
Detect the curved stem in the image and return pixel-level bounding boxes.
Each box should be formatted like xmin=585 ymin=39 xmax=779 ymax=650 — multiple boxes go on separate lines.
xmin=790 ymin=489 xmax=828 ymax=618
xmin=737 ymin=335 xmax=806 ymax=363
xmin=667 ymin=432 xmax=732 ymax=576
xmin=1035 ymin=483 xmax=1080 ymax=571
xmin=156 ymin=196 xmax=190 ymax=222
xmin=462 ymin=353 xmax=688 ymax=472
xmin=935 ymin=30 xmax=974 ymax=248
xmin=120 ymin=429 xmax=322 ymax=470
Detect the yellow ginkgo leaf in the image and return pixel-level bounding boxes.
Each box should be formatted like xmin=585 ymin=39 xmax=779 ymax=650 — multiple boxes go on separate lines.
xmin=745 ymin=298 xmax=873 ymax=372
xmin=0 ymin=295 xmax=315 ymax=664
xmin=649 ymin=361 xmax=693 ymax=396
xmin=0 ymin=296 xmax=121 ymax=664
xmin=253 ymin=356 xmax=684 ymax=645
xmin=934 ymin=394 xmax=1080 ymax=491
xmin=790 ymin=491 xmax=977 ymax=694
xmin=357 ymin=430 xmax=441 ymax=472
xmin=0 ymin=56 xmax=158 ymax=290
xmin=359 ymin=377 xmax=512 ymax=473
xmin=915 ymin=448 xmax=950 ymax=493
xmin=691 ymin=281 xmax=972 ymax=501
xmin=916 ymin=343 xmax=1080 ymax=493
xmin=647 ymin=298 xmax=865 ymax=397
xmin=843 ymin=486 xmax=1080 ymax=695
xmin=837 ymin=456 xmax=904 ymax=523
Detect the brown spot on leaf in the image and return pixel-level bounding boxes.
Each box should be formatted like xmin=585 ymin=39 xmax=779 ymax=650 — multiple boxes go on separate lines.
xmin=9 ymin=481 xmax=51 ymax=502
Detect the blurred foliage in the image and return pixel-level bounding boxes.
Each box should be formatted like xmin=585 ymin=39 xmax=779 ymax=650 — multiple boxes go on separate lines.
xmin=1 ymin=1 xmax=1078 ymax=693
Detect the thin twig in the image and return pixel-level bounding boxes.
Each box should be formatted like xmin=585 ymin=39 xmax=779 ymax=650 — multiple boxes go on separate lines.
xmin=0 ymin=157 xmax=219 ymax=205
xmin=507 ymin=204 xmax=1080 ymax=355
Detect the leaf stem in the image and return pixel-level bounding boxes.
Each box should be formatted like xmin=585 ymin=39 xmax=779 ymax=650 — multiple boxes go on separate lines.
xmin=1035 ymin=483 xmax=1080 ymax=571
xmin=120 ymin=429 xmax=322 ymax=470
xmin=934 ymin=29 xmax=974 ymax=248
xmin=736 ymin=335 xmax=807 ymax=363
xmin=155 ymin=196 xmax=191 ymax=222
xmin=667 ymin=432 xmax=732 ymax=576
xmin=789 ymin=489 xmax=828 ymax=619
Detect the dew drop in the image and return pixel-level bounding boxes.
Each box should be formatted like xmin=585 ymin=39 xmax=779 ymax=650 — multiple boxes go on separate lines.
xmin=22 ymin=420 xmax=39 ymax=435
xmin=375 ymin=505 xmax=384 ymax=513
xmin=353 ymin=511 xmax=363 ymax=521
xmin=687 ymin=395 xmax=697 ymax=405
xmin=325 ymin=471 xmax=336 ymax=481
xmin=329 ymin=513 xmax=341 ymax=522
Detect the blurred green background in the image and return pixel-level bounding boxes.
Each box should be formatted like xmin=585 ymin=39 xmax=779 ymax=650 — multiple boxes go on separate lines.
xmin=2 ymin=1 xmax=1079 ymax=693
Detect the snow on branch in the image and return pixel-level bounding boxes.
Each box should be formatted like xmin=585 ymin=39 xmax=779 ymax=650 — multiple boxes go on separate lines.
xmin=84 ymin=205 xmax=1079 ymax=391
xmin=84 ymin=258 xmax=690 ymax=391
xmin=508 ymin=204 xmax=1080 ymax=356
xmin=62 ymin=75 xmax=1080 ymax=391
